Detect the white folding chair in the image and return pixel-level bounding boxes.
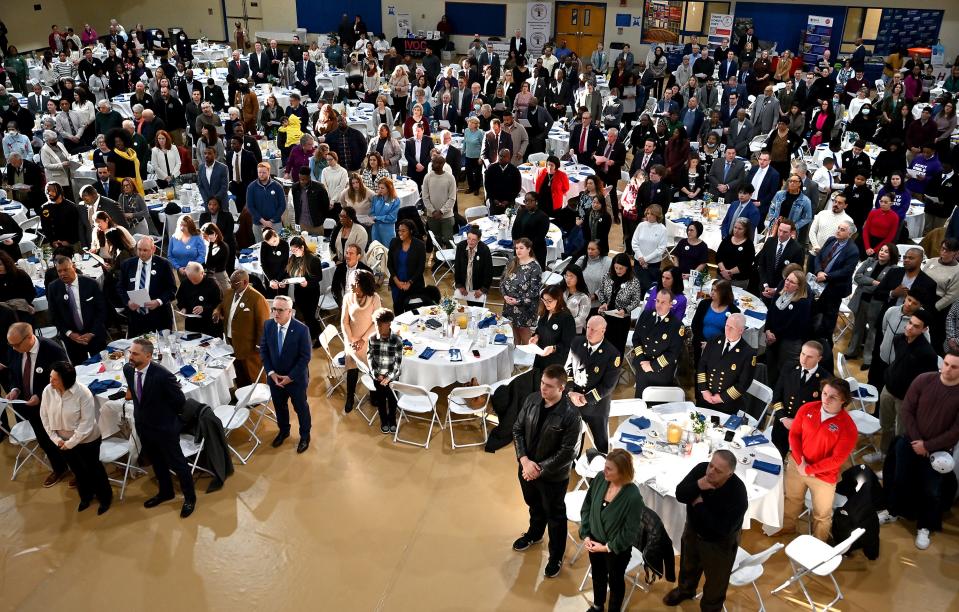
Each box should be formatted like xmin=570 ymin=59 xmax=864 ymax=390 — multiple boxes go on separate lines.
xmin=389 ymin=381 xmax=441 ymax=449
xmin=728 ymin=542 xmax=784 ymax=611
xmin=428 ymin=230 xmax=456 ymax=284
xmin=235 ymin=367 xmax=276 ymax=436
xmin=836 ymin=354 xmax=878 ymax=408
xmin=318 ymin=324 xmax=348 ymax=397
xmin=571 ymin=453 xmax=606 ymax=491
xmin=548 ymin=256 xmax=572 ymax=275
xmin=747 ymin=380 xmax=774 ymax=429
xmin=1 ymin=406 xmax=51 ymax=480
xmin=99 ymin=433 xmax=146 ymax=500
xmin=352 ymin=357 xmax=380 ymax=426
xmin=487 ymin=255 xmax=510 ymax=305
xmin=609 ymin=398 xmax=648 ymax=439
xmin=464 ymin=205 xmax=489 ymax=221
xmin=542 ymin=270 xmax=563 ymax=286
xmin=773 ymin=528 xmax=865 ymax=611
xmin=446 ymin=385 xmax=492 ymax=449
xmin=526 ymin=152 xmax=548 ymax=164
xmin=214 ymin=370 xmax=265 ymax=464
xmin=178 ymin=434 xmax=212 ymax=478
xmin=641 ymin=386 xmax=686 ymax=404
xmin=564 ymin=488 xmax=588 ymax=565
xmin=844 ymin=377 xmax=881 ymax=463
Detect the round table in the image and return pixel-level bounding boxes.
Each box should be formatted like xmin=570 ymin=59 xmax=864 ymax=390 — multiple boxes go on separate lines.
xmin=317 ymin=70 xmax=348 ymax=92
xmin=518 ymin=161 xmax=595 ymax=204
xmin=237 ymin=236 xmax=332 ymax=280
xmin=392 ymin=305 xmax=515 ymax=388
xmin=192 ymin=44 xmax=233 ymax=65
xmin=665 ymin=200 xmax=731 ymax=253
xmin=395 ymin=177 xmax=420 ymax=209
xmin=611 ymin=400 xmax=784 ymax=553
xmin=454 ymin=213 xmax=564 ymax=262
xmin=546 ymin=127 xmax=570 ymax=158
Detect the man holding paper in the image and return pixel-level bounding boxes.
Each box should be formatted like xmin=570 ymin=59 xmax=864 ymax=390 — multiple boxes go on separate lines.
xmin=117 ymin=237 xmax=177 ymax=337
xmin=175 ymin=262 xmax=222 ymax=337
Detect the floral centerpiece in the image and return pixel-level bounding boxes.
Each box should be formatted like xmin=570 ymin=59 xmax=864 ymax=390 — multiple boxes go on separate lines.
xmin=440 ymin=293 xmax=458 ymax=335
xmin=689 ymin=411 xmax=707 ymax=439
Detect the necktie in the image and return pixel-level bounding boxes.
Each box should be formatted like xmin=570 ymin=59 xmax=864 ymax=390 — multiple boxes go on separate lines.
xmin=136 ymin=370 xmax=143 ymax=401
xmin=67 ymin=283 xmax=83 ymax=330
xmin=466 ymin=248 xmax=475 ymax=291
xmin=138 ymin=261 xmax=148 ymax=314
xmin=776 ymin=242 xmax=785 ymax=267
xmin=66 ymin=113 xmax=75 ymax=133
xmin=22 ymin=352 xmax=32 ymax=398
xmin=643 ymin=154 xmax=650 ymax=169
xmin=277 ymin=325 xmax=286 ymax=353
xmin=579 ymin=125 xmax=588 ymax=154
xmin=724 ymin=162 xmax=731 ymax=182
xmin=443 ymin=104 xmax=448 ymax=119
xmin=103 ymin=180 xmax=110 ymax=192
xmin=820 ymin=241 xmax=840 ymax=272
xmin=722 ymin=342 xmax=730 ymax=356
xmin=801 ymin=370 xmax=809 ymax=384
xmin=234 ymin=153 xmax=241 ymax=182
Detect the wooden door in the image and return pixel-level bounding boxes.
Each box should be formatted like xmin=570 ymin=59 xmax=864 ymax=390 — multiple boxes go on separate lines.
xmin=554 ymin=3 xmax=606 ymax=60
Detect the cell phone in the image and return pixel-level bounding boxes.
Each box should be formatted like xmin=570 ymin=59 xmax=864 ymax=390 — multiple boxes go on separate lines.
xmin=724 ymin=430 xmax=735 ymax=442
xmin=710 ymin=415 xmax=721 ymax=426
xmin=472 ymin=349 xmax=481 ymax=358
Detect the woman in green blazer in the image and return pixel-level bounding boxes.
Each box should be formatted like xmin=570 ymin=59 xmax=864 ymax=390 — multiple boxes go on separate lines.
xmin=580 ymin=448 xmax=645 ymax=612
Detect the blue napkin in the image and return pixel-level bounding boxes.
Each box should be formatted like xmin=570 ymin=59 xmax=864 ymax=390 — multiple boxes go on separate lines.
xmin=483 ymin=236 xmax=496 ymax=245
xmin=672 ymin=217 xmax=694 ymax=226
xmin=494 ymin=333 xmax=508 ymax=344
xmin=620 ymin=432 xmax=646 ymax=443
xmin=321 ymin=261 xmax=330 ymax=268
xmin=82 ymin=353 xmax=102 ymax=365
xmin=402 ymin=339 xmax=413 ymax=348
xmin=629 ymin=416 xmax=651 ymax=429
xmin=459 ymin=225 xmax=471 ymax=235
xmin=744 ymin=309 xmax=766 ymax=321
xmin=238 ymin=256 xmax=255 ymax=263
xmin=419 ymin=347 xmax=436 ymax=360
xmin=724 ymin=414 xmax=743 ymax=429
xmin=569 ymin=177 xmax=580 ymax=183
xmin=752 ymin=460 xmax=781 ymax=475
xmin=742 ymin=434 xmax=769 ymax=447
xmin=240 ymin=247 xmax=256 ymax=255
xmin=545 ymin=238 xmax=553 ymax=246
xmin=624 ymin=441 xmax=644 ymax=454
xmin=477 ymin=315 xmax=497 ymax=329
xmin=179 ymin=365 xmax=197 ymax=378
xmin=27 ymin=256 xmax=39 ymax=263
xmin=88 ymin=379 xmax=122 ymax=394
xmin=34 ymin=285 xmax=46 ymax=297
xmin=497 ymin=239 xmax=514 ymax=248
xmin=337 ymin=354 xmax=346 ymax=366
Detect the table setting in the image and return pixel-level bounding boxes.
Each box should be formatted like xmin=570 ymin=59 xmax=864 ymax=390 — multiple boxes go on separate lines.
xmin=611 ymin=400 xmax=784 ymax=553
xmin=21 ymin=251 xmax=105 ymax=312
xmin=237 ymin=233 xmax=332 ymax=280
xmin=453 ymin=213 xmax=564 ymax=262
xmin=391 ymin=304 xmax=515 ymax=388
xmin=665 ymin=199 xmax=732 ymax=253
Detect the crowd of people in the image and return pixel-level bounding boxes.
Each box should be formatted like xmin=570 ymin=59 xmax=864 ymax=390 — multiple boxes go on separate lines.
xmin=1 ymin=14 xmax=958 ymax=612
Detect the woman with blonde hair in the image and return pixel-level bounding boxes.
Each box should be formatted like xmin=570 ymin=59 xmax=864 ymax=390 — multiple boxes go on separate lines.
xmin=309 ymin=143 xmax=330 ymax=182
xmin=389 ymin=65 xmax=410 ymax=123
xmin=168 ymin=214 xmax=206 ymax=275
xmin=340 ymin=172 xmax=373 ymax=227
xmin=774 ymin=50 xmax=794 ymax=82
xmin=402 ymin=103 xmax=430 ymax=138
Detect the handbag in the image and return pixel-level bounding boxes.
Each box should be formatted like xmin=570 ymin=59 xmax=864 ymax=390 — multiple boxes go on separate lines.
xmin=465 ymin=377 xmax=489 ymax=409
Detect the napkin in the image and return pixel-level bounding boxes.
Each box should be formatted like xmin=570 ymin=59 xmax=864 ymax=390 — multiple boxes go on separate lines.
xmin=35 ymin=285 xmax=46 ymax=297
xmin=89 ymin=379 xmax=122 ymax=394
xmin=27 ymin=256 xmax=39 ymax=263
xmin=82 ymin=353 xmax=103 ymax=365
xmin=240 ymin=247 xmax=256 ymax=255
xmin=545 ymin=238 xmax=553 ymax=246
xmin=723 ymin=414 xmax=743 ymax=429
xmin=497 ymin=239 xmax=514 ymax=248
xmin=752 ymin=459 xmax=781 ymax=475
xmin=179 ymin=365 xmax=197 ymax=378
xmin=624 ymin=441 xmax=644 ymax=454
xmin=477 ymin=315 xmax=498 ymax=329
xmin=742 ymin=434 xmax=769 ymax=447
xmin=418 ymin=347 xmax=436 ymax=360
xmin=321 ymin=261 xmax=330 ymax=268
xmin=402 ymin=339 xmax=413 ymax=348
xmin=628 ymin=416 xmax=651 ymax=429
xmin=483 ymin=236 xmax=496 ymax=245
xmin=238 ymin=256 xmax=256 ymax=263
xmin=620 ymin=432 xmax=646 ymax=443
xmin=672 ymin=217 xmax=694 ymax=226
xmin=744 ymin=309 xmax=767 ymax=321
xmin=569 ymin=177 xmax=580 ymax=183
xmin=493 ymin=333 xmax=508 ymax=344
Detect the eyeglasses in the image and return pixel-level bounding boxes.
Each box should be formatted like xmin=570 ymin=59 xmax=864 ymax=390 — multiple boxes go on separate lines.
xmin=270 ymin=307 xmax=290 ymax=312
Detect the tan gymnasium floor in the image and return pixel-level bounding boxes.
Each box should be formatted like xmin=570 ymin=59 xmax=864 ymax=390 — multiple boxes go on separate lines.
xmin=2 ymin=206 xmax=959 ymax=612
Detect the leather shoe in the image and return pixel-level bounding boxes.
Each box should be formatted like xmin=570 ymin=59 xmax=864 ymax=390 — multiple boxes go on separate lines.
xmin=77 ymin=499 xmax=91 ymax=512
xmin=180 ymin=500 xmax=196 ymax=518
xmin=206 ymin=479 xmax=224 ymax=493
xmin=296 ymin=437 xmax=310 ymax=453
xmin=97 ymin=500 xmax=112 ymax=515
xmin=271 ymin=432 xmax=289 ymax=448
xmin=143 ymin=494 xmax=175 ymax=509
xmin=663 ymin=588 xmax=693 ymax=606
xmin=43 ymin=470 xmax=67 ymax=488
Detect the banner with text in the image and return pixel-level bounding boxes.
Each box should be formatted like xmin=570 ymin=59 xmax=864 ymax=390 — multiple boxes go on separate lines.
xmin=395 ymin=12 xmax=413 ymax=38
xmin=526 ymin=2 xmax=552 ymax=56
xmin=707 ymin=14 xmax=733 ymax=48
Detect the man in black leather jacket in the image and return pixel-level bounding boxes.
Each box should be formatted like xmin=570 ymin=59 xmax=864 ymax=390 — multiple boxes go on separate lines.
xmin=511 ymin=364 xmax=582 ymax=579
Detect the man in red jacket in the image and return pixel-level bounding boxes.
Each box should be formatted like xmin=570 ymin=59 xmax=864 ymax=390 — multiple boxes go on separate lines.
xmin=780 ymin=377 xmax=858 ymax=541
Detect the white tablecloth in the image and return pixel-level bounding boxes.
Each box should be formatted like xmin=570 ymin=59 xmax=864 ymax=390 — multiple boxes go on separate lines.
xmin=392 ymin=306 xmax=514 ymax=388
xmin=454 ymin=214 xmax=564 ymax=262
xmin=192 ymin=44 xmax=233 ymax=65
xmin=395 ymin=177 xmax=419 ymax=209
xmin=611 ymin=401 xmax=784 ymax=553
xmin=906 ymin=201 xmax=925 ymax=239
xmin=682 ymin=281 xmax=767 ymax=348
xmin=665 ymin=200 xmax=732 ymax=253
xmin=23 ymin=254 xmax=104 ymax=313
xmin=518 ymin=162 xmax=595 ymax=205
xmin=317 ymin=71 xmax=347 ymax=92
xmin=237 ymin=236 xmax=332 ymax=280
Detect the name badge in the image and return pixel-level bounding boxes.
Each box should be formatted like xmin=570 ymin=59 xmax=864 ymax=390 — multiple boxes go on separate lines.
xmin=198 ymin=296 xmax=204 ymax=302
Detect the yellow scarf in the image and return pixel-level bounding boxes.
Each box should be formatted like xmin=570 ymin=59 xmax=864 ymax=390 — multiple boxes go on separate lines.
xmin=113 ymin=147 xmax=144 ymax=195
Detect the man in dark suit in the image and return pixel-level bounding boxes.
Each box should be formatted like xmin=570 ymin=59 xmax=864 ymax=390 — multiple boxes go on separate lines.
xmin=265 ymin=40 xmax=283 ymax=78
xmin=564 ymin=315 xmax=621 ymax=453
xmin=594 ymin=128 xmax=627 ymax=222
xmin=736 ymin=27 xmax=756 ymax=54
xmin=512 ymin=193 xmax=551 ymax=268
xmin=331 ymin=244 xmax=373 ymax=306
xmin=175 ymin=262 xmax=222 ymax=337
xmin=226 ymin=135 xmax=257 ymax=210
xmin=567 ymin=111 xmax=602 ymax=166
xmin=482 ymin=120 xmax=513 ymax=164
xmin=812 ymin=222 xmax=860 ymax=341
xmin=717 ymin=50 xmax=738 ymax=82
xmin=291 ymin=167 xmax=332 ymax=233
xmin=460 ymin=82 xmax=486 ymax=121
xmin=90 ymin=166 xmax=121 ymax=200
xmin=509 ymin=30 xmax=527 ymax=58
xmin=720 ymin=185 xmax=762 ymax=239
xmin=404 ymin=123 xmax=434 ymax=188
xmin=746 ymin=152 xmax=781 ymax=221
xmin=79 ymin=184 xmax=128 ymax=231
xmin=632 ymin=292 xmax=685 ymax=398
xmin=3 ymin=153 xmax=45 ymax=215
xmin=757 ymin=218 xmax=803 ymax=301
xmin=545 ymin=69 xmax=573 ymax=121
xmin=117 ymin=238 xmax=177 ymax=337
xmin=198 ymin=147 xmax=230 ymax=210
xmin=707 ymin=147 xmax=746 ymax=199
xmin=485 ymin=149 xmax=523 ymax=214
xmin=841 ymin=140 xmax=872 ymax=185
xmin=479 ymin=47 xmax=501 ymax=84
xmin=232 ymin=122 xmax=263 ymax=163
xmin=227 ymin=50 xmax=250 ymax=81
xmin=769 ymin=341 xmax=828 ymax=456
xmin=260 ymin=296 xmax=313 ymax=453
xmin=27 ymin=83 xmax=51 ymax=116
xmin=454 ymin=226 xmax=494 ymax=305
xmin=123 ymin=337 xmax=197 ymax=517
xmin=696 ymin=314 xmax=756 ymax=414
xmin=295 ymin=52 xmax=318 ymax=102
xmin=524 ymin=97 xmax=554 ymax=156
xmin=248 ymin=41 xmax=271 ymax=84
xmin=4 ymin=322 xmax=70 ymax=486
xmin=433 ymin=91 xmax=459 ymax=130
xmin=47 ymin=257 xmax=108 ymax=364
xmin=628 ymin=138 xmax=664 ymax=177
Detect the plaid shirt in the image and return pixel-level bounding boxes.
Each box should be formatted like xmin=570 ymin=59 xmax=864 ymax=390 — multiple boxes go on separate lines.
xmin=367 ymin=333 xmax=403 ymax=381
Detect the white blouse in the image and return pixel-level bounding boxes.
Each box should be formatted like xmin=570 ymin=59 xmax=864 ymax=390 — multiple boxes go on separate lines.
xmin=322 ymin=165 xmax=349 ymax=204
xmin=631 ymin=221 xmax=668 ymax=264
xmin=40 ymin=384 xmax=100 ymax=449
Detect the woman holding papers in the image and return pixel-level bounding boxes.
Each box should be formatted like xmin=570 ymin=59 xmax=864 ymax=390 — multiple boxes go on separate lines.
xmin=285 ymin=236 xmax=324 ymax=346
xmin=529 ymin=284 xmax=576 ymax=371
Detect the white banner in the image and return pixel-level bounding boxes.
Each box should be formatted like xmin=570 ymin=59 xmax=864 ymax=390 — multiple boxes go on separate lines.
xmin=395 ymin=12 xmax=413 ymax=38
xmin=526 ymin=2 xmax=552 ymax=57
xmin=807 ymin=15 xmax=834 ymax=28
xmin=707 ymin=14 xmax=733 ymax=47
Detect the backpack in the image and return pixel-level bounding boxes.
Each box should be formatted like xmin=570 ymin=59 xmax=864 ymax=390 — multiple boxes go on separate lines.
xmin=365 ymin=240 xmax=390 ymax=286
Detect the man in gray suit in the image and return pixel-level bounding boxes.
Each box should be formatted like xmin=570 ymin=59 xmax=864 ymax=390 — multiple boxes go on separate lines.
xmin=707 ymin=146 xmax=746 ymax=200
xmin=750 ymin=85 xmax=781 ymax=136
xmin=197 ymin=146 xmax=230 ymax=210
xmin=727 ymin=108 xmax=754 ymax=157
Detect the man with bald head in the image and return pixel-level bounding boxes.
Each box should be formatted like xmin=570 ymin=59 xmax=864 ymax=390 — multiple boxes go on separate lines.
xmin=696 ymin=313 xmax=756 ymax=414
xmin=175 ymin=262 xmax=222 ymax=337
xmin=564 ymin=315 xmax=622 ymax=453
xmin=117 ymin=237 xmax=177 ymax=336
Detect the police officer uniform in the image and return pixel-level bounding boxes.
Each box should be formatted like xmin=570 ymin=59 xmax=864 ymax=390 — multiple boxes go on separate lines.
xmin=769 ymin=363 xmax=827 ymax=456
xmin=564 ymin=336 xmax=621 ymax=453
xmin=695 ymin=336 xmax=756 ymax=414
xmin=631 ymin=309 xmax=685 ymax=398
